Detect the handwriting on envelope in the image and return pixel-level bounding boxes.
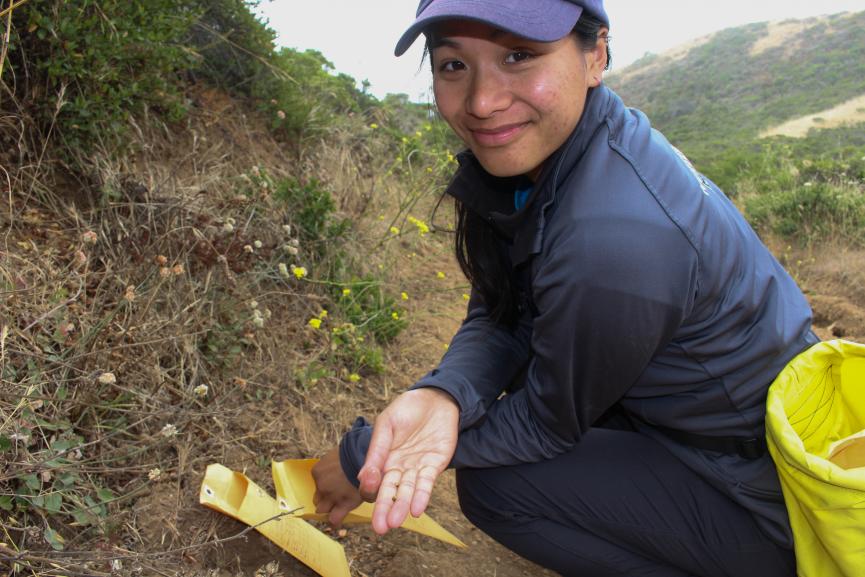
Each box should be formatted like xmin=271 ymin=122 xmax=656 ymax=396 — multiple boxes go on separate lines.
xmin=200 ymin=464 xmax=351 ymax=577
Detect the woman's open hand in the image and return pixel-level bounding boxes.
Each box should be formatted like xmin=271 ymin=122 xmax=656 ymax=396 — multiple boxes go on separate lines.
xmin=358 ymin=388 xmax=459 ymax=535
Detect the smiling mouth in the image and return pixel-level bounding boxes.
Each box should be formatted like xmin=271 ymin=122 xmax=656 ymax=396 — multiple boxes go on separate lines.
xmin=469 ymin=122 xmax=529 ymax=146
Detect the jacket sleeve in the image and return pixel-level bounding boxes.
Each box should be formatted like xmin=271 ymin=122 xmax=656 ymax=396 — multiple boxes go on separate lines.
xmin=408 ymin=291 xmax=533 ymax=429
xmin=338 ymin=291 xmax=532 ymax=484
xmin=447 ymin=213 xmax=699 ymax=467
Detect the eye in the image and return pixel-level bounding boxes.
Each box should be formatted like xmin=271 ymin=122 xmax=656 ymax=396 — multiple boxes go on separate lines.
xmin=505 ymin=51 xmax=533 ymax=64
xmin=438 ymin=59 xmax=466 ymax=73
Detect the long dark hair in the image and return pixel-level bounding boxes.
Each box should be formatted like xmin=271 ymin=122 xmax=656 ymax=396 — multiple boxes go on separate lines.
xmin=450 ymin=14 xmax=611 ymax=327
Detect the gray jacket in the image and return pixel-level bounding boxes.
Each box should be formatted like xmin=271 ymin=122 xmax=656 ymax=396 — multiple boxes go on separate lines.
xmin=340 ymin=85 xmax=817 ymax=547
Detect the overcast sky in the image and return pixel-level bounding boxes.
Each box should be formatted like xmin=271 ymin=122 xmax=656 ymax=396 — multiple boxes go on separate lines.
xmin=255 ymin=0 xmax=865 ymax=102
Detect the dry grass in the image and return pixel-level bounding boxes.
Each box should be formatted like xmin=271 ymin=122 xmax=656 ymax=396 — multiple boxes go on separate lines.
xmin=0 ymin=82 xmax=462 ymax=575
xmin=760 ymin=93 xmax=865 ymax=138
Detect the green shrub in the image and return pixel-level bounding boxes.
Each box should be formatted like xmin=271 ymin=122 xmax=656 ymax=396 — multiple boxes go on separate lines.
xmin=186 ymin=0 xmax=276 ymax=95
xmin=336 ymin=278 xmax=407 ymax=344
xmin=9 ymin=0 xmax=196 ymax=155
xmin=272 ymin=176 xmax=350 ymax=256
xmin=744 ymin=182 xmax=865 ymax=244
xmin=252 ymin=47 xmax=377 ymax=141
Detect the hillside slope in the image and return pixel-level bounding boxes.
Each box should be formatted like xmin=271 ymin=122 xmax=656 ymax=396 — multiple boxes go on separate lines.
xmin=606 ymin=10 xmax=865 ymax=173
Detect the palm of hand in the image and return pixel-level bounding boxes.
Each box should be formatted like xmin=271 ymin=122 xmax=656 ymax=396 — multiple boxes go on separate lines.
xmin=359 ymin=388 xmax=459 ymax=534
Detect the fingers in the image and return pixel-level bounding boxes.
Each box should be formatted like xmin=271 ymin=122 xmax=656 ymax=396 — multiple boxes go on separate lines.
xmin=359 ymin=421 xmax=393 ymax=500
xmin=387 ymin=468 xmax=417 ymax=529
xmin=371 ymin=468 xmax=402 ymax=535
xmin=358 ymin=466 xmax=381 ymax=502
xmin=410 ymin=465 xmax=438 ymax=518
xmin=328 ymin=503 xmax=353 ymax=529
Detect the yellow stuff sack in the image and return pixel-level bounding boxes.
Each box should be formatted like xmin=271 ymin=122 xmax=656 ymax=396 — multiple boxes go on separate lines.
xmin=766 ymin=339 xmax=865 ymax=577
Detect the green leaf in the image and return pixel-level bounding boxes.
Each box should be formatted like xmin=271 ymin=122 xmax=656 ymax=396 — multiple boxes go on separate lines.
xmin=71 ymin=508 xmax=94 ymax=526
xmin=57 ymin=472 xmax=78 ymax=487
xmin=50 ymin=439 xmax=75 ymax=453
xmin=0 ymin=436 xmax=11 ymax=452
xmin=96 ymin=488 xmax=115 ymax=502
xmin=43 ymin=493 xmax=63 ymax=513
xmin=22 ymin=473 xmax=41 ymax=491
xmin=44 ymin=527 xmax=65 ymax=551
xmin=0 ymin=496 xmax=13 ymax=511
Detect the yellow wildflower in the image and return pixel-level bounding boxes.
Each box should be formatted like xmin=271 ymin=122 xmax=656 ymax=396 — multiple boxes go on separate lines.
xmin=349 ymin=373 xmax=361 ymax=383
xmin=342 ymin=288 xmax=351 ymax=296
xmin=408 ymin=216 xmax=430 ymax=235
xmin=369 ymin=123 xmax=379 ymax=129
xmin=391 ymin=312 xmax=400 ymax=320
xmin=401 ymin=292 xmax=409 ymax=301
xmin=462 ymin=293 xmax=470 ymax=301
xmin=415 ymin=131 xmax=423 ymax=137
xmin=436 ymin=271 xmax=446 ymax=279
xmin=291 ymin=266 xmax=308 ymax=279
xmin=319 ymin=309 xmax=328 ymax=319
xmin=390 ymin=226 xmax=400 ymax=235
xmin=308 ymin=318 xmax=322 ymax=329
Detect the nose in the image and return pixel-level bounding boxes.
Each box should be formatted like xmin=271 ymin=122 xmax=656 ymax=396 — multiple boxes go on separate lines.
xmin=465 ymin=67 xmax=511 ymax=119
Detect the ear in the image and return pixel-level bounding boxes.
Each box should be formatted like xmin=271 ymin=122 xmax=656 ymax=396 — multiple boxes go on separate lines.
xmin=586 ymin=27 xmax=609 ymax=87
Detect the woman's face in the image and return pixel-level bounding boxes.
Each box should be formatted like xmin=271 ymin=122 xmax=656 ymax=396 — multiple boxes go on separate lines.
xmin=431 ymin=20 xmax=607 ymax=181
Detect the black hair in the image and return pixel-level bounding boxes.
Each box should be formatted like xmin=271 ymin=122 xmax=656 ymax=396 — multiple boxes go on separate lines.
xmin=450 ymin=13 xmax=611 ymax=327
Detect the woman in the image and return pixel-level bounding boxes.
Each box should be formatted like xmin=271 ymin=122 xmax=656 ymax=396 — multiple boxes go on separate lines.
xmin=312 ymin=1 xmax=817 ymax=575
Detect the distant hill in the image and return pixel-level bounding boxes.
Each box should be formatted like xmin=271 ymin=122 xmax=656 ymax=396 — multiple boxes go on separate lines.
xmin=606 ymin=10 xmax=865 ymax=181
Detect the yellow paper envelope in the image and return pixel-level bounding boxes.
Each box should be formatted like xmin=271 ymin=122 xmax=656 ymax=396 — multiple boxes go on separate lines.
xmin=272 ymin=458 xmax=466 ymax=548
xmin=200 ymin=463 xmax=351 ymax=577
xmin=828 ymin=428 xmax=865 ymax=469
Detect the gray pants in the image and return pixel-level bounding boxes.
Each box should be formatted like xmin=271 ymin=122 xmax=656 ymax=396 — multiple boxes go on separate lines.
xmin=455 ymin=427 xmax=796 ymax=577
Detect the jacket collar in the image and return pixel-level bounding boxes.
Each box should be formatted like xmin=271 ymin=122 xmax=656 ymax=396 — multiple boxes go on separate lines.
xmin=444 ymin=85 xmax=618 ymax=268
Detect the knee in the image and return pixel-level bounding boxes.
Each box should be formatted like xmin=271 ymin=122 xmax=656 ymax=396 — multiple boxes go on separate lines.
xmin=455 ymin=468 xmax=482 ymax=524
xmin=455 ymin=467 xmax=514 ymax=529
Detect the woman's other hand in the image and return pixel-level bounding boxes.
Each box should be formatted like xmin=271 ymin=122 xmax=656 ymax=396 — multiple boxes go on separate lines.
xmin=311 ymin=446 xmax=363 ymax=528
xmin=358 ymin=388 xmax=459 ymax=535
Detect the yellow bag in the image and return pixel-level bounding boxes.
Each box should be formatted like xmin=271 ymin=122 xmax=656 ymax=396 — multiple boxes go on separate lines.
xmin=766 ymin=339 xmax=865 ymax=577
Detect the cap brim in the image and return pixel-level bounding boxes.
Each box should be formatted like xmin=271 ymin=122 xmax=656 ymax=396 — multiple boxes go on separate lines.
xmin=394 ymin=0 xmax=583 ymax=56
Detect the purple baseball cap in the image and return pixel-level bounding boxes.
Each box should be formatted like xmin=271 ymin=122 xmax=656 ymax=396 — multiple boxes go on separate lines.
xmin=395 ymin=0 xmax=609 ymax=56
